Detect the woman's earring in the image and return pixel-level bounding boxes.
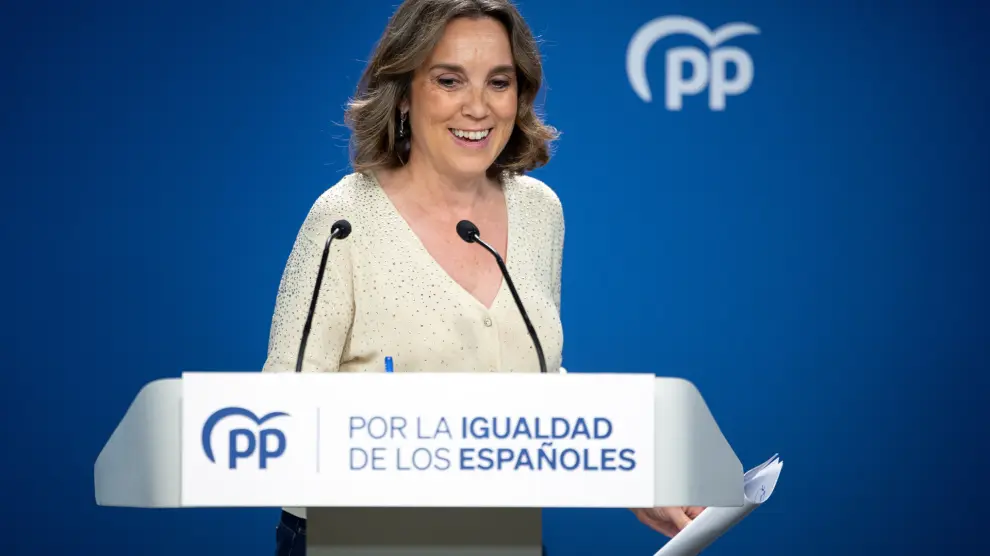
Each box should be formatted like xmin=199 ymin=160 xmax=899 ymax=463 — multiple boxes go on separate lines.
xmin=397 ymin=111 xmax=410 ymax=164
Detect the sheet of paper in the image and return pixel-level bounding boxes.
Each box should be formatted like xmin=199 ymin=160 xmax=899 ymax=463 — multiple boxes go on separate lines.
xmin=653 ymin=454 xmax=783 ymax=556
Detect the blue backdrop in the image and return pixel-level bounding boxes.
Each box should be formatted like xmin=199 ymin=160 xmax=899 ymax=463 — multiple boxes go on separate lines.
xmin=2 ymin=0 xmax=987 ymax=554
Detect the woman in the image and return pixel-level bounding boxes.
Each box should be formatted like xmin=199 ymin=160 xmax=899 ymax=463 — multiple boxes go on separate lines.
xmin=262 ymin=0 xmax=701 ymax=553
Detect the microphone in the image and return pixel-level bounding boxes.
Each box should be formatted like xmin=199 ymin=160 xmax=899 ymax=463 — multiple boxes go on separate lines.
xmin=296 ymin=219 xmax=352 ymax=373
xmin=456 ymin=220 xmax=547 ymax=374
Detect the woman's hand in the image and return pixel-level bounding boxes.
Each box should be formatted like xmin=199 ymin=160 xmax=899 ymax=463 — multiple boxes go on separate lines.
xmin=630 ymin=506 xmax=705 ymax=538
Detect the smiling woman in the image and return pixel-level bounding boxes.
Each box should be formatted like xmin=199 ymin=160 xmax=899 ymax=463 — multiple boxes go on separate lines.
xmin=260 ymin=0 xmax=699 ymax=554
xmin=344 ymin=0 xmax=556 ymax=178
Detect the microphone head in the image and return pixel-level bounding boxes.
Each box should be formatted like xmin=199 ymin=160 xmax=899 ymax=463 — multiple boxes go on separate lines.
xmin=331 ymin=219 xmax=352 ymax=239
xmin=456 ymin=220 xmax=480 ymax=243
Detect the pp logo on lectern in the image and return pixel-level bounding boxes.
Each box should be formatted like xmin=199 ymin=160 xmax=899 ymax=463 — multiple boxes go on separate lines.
xmin=201 ymin=407 xmax=288 ymax=469
xmin=626 ymin=16 xmax=760 ymax=110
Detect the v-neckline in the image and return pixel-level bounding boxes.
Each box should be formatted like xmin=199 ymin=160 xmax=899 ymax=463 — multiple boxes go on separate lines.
xmin=367 ymin=172 xmax=514 ymax=312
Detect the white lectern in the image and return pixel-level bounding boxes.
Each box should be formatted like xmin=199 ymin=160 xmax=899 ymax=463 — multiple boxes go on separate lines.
xmin=95 ymin=372 xmax=743 ymax=555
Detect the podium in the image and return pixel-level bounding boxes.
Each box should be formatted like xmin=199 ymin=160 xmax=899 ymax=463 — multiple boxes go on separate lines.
xmin=95 ymin=372 xmax=743 ymax=555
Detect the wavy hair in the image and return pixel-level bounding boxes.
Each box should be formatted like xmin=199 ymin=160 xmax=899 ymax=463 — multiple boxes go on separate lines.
xmin=344 ymin=0 xmax=558 ymax=179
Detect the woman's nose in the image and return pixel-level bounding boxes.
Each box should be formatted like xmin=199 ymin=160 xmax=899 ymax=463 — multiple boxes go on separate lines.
xmin=461 ymin=87 xmax=490 ymax=119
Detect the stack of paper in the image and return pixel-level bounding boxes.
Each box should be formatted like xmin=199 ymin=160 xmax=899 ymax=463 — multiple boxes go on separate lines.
xmin=653 ymin=454 xmax=783 ymax=556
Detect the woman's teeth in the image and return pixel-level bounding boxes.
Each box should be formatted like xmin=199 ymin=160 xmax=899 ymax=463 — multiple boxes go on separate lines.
xmin=451 ymin=129 xmax=490 ymax=141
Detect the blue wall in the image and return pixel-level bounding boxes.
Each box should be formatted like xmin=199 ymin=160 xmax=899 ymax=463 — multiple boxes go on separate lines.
xmin=2 ymin=1 xmax=987 ymax=554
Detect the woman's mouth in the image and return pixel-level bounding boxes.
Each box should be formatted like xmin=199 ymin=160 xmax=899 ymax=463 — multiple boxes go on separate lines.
xmin=449 ymin=128 xmax=493 ymax=148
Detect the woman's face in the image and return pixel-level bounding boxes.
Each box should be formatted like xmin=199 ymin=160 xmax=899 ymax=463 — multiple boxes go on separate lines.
xmin=405 ymin=16 xmax=518 ymax=180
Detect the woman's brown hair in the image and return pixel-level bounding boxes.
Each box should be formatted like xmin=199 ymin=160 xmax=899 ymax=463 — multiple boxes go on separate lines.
xmin=344 ymin=0 xmax=558 ymax=179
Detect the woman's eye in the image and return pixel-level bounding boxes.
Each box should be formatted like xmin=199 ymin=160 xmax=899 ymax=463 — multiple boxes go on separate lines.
xmin=491 ymin=79 xmax=511 ymax=90
xmin=437 ymin=77 xmax=459 ymax=88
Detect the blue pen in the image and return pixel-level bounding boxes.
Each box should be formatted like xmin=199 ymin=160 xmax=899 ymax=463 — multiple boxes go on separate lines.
xmin=385 ymin=356 xmax=394 ymax=373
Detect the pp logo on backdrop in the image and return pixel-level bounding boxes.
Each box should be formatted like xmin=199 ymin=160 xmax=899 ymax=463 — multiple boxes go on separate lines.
xmin=626 ymin=16 xmax=759 ymax=111
xmin=201 ymin=407 xmax=288 ymax=469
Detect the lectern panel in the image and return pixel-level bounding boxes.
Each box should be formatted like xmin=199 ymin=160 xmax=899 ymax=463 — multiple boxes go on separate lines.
xmin=307 ymin=507 xmax=541 ymax=556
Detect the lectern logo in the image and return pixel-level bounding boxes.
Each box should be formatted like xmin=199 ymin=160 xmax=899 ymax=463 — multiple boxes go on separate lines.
xmin=626 ymin=16 xmax=759 ymax=110
xmin=201 ymin=407 xmax=288 ymax=469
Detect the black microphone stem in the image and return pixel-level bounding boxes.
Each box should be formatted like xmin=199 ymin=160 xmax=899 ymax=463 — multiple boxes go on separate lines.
xmin=471 ymin=235 xmax=548 ymax=375
xmin=296 ymin=222 xmax=350 ymax=373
